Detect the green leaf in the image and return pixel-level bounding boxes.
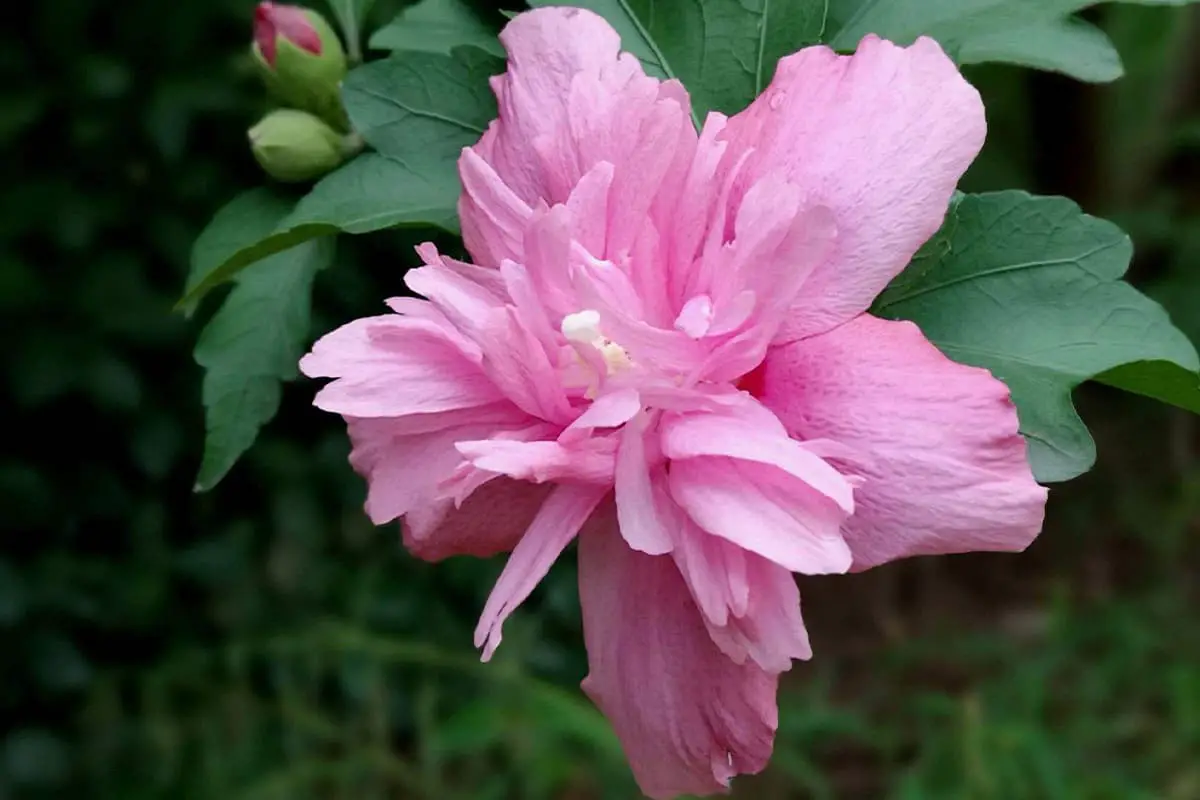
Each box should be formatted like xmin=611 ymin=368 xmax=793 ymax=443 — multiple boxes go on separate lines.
xmin=368 ymin=0 xmax=504 ymax=56
xmin=874 ymin=191 xmax=1200 ymax=483
xmin=180 ymin=190 xmax=296 ymax=316
xmin=178 ymin=151 xmax=466 ymax=313
xmin=192 ymin=237 xmax=334 ymax=492
xmin=759 ymin=0 xmax=831 ymax=92
xmin=530 ymin=0 xmax=828 ymax=118
xmin=325 ymin=0 xmax=377 ymax=56
xmin=287 ymin=151 xmax=462 ymax=234
xmin=341 ymin=45 xmax=502 ymax=160
xmin=827 ymin=0 xmax=1198 ymax=82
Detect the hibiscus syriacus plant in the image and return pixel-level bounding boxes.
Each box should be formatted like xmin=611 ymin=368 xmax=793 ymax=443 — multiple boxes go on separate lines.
xmin=181 ymin=1 xmax=1200 ymax=796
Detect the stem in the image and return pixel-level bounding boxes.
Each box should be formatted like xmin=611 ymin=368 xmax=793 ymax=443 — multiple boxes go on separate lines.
xmin=345 ymin=16 xmax=362 ymax=65
xmin=339 ymin=130 xmax=365 ymax=158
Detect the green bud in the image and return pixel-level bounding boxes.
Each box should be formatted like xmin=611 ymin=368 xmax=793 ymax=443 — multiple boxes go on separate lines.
xmin=252 ymin=3 xmax=349 ymax=130
xmin=249 ymin=109 xmax=355 ymax=182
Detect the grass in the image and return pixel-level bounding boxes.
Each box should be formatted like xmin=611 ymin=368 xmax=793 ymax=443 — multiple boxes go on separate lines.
xmin=65 ymin=392 xmax=1200 ymax=800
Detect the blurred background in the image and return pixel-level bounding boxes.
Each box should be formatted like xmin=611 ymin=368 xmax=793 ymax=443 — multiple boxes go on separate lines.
xmin=4 ymin=1 xmax=1200 ymax=798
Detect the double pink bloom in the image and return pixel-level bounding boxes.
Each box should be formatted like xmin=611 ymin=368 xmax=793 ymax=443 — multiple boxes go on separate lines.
xmin=302 ymin=8 xmax=1046 ymax=797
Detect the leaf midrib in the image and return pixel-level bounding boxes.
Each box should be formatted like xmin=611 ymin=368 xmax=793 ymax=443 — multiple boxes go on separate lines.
xmin=619 ymin=0 xmax=704 ymax=128
xmin=833 ymin=0 xmax=1105 ymax=49
xmin=755 ymin=0 xmax=771 ymax=93
xmin=352 ymin=85 xmax=486 ymax=135
xmin=877 ymin=240 xmax=1122 ymax=309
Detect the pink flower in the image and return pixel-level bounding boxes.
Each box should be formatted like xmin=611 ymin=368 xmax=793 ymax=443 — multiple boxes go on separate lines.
xmin=301 ymin=8 xmax=1047 ymax=797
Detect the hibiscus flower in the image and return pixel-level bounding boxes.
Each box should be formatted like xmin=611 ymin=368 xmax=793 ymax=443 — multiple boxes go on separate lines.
xmin=301 ymin=7 xmax=1047 ymax=797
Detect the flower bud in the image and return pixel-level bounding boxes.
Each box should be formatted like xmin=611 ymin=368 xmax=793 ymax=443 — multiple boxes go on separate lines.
xmin=249 ymin=109 xmax=352 ymax=182
xmin=251 ymin=3 xmax=348 ymax=129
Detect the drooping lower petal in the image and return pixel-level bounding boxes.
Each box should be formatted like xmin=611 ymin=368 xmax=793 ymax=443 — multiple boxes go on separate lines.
xmin=474 ymin=483 xmax=608 ymax=659
xmin=346 ymin=418 xmax=506 ymax=525
xmin=757 ymin=313 xmax=1047 ymax=571
xmin=669 ymin=520 xmax=812 ymax=673
xmin=402 ymin=478 xmax=554 ymax=562
xmin=578 ymin=506 xmax=779 ymax=799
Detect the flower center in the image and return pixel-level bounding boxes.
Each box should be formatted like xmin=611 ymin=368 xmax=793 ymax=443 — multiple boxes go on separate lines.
xmin=560 ymin=309 xmax=602 ymax=344
xmin=561 ymin=309 xmax=632 ymax=375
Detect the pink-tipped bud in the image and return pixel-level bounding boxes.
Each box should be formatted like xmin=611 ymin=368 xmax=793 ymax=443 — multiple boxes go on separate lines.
xmin=254 ymin=2 xmax=323 ymax=65
xmin=250 ymin=3 xmax=348 ymax=129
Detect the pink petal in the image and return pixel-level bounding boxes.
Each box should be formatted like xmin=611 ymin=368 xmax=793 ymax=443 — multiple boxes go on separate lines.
xmin=707 ymin=290 xmax=757 ymax=338
xmin=301 ymin=314 xmax=473 ymax=375
xmin=703 ymin=174 xmax=800 ymax=309
xmin=381 ymin=297 xmax=483 ymax=359
xmin=499 ymin=259 xmax=559 ymax=357
xmin=311 ymin=368 xmax=498 ymax=419
xmin=739 ymin=202 xmax=838 ymax=329
xmin=479 ymin=307 xmax=574 ymax=423
xmin=403 ymin=478 xmax=553 ymax=562
xmin=346 ymin=419 xmax=498 ymax=524
xmin=520 ymin=203 xmax=578 ymax=319
xmin=302 ymin=316 xmax=501 ymax=418
xmin=569 ymin=250 xmax=645 ymax=322
xmin=604 ymin=91 xmax=691 ymax=258
xmin=757 ymin=314 xmax=1047 ymax=570
xmin=668 ymin=457 xmax=852 ymax=575
xmin=680 ymin=143 xmax=753 ymax=307
xmin=625 ymin=222 xmax=673 ymax=328
xmin=414 ymin=242 xmax=510 ymax=299
xmin=474 ymin=483 xmax=608 ymax=659
xmin=614 ymin=417 xmax=673 ymax=555
xmin=346 ymin=403 xmax=528 ymax=438
xmin=672 ymin=525 xmax=812 ymax=672
xmin=661 ymin=411 xmax=854 ymax=513
xmin=483 ymin=7 xmax=649 ymax=204
xmin=563 ymin=388 xmax=642 ymax=438
xmin=708 ymin=555 xmax=811 ymax=672
xmin=665 ymin=112 xmax=730 ymax=309
xmin=570 ymin=257 xmax=703 ymax=374
xmin=666 ymin=512 xmax=746 ymax=626
xmin=646 ymin=78 xmax=703 ymax=246
xmin=565 ymin=160 xmax=615 ymax=256
xmin=674 ymin=294 xmax=714 ymax=338
xmin=469 ymin=7 xmax=697 ymax=272
xmin=405 ymin=248 xmax=508 ymax=341
xmin=717 ymin=36 xmax=986 ymax=341
xmin=578 ymin=507 xmax=779 ymax=799
xmin=458 ymin=148 xmax=534 ymax=267
xmin=653 ymin=490 xmax=810 ymax=673
xmin=456 ymin=436 xmax=617 ymax=484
